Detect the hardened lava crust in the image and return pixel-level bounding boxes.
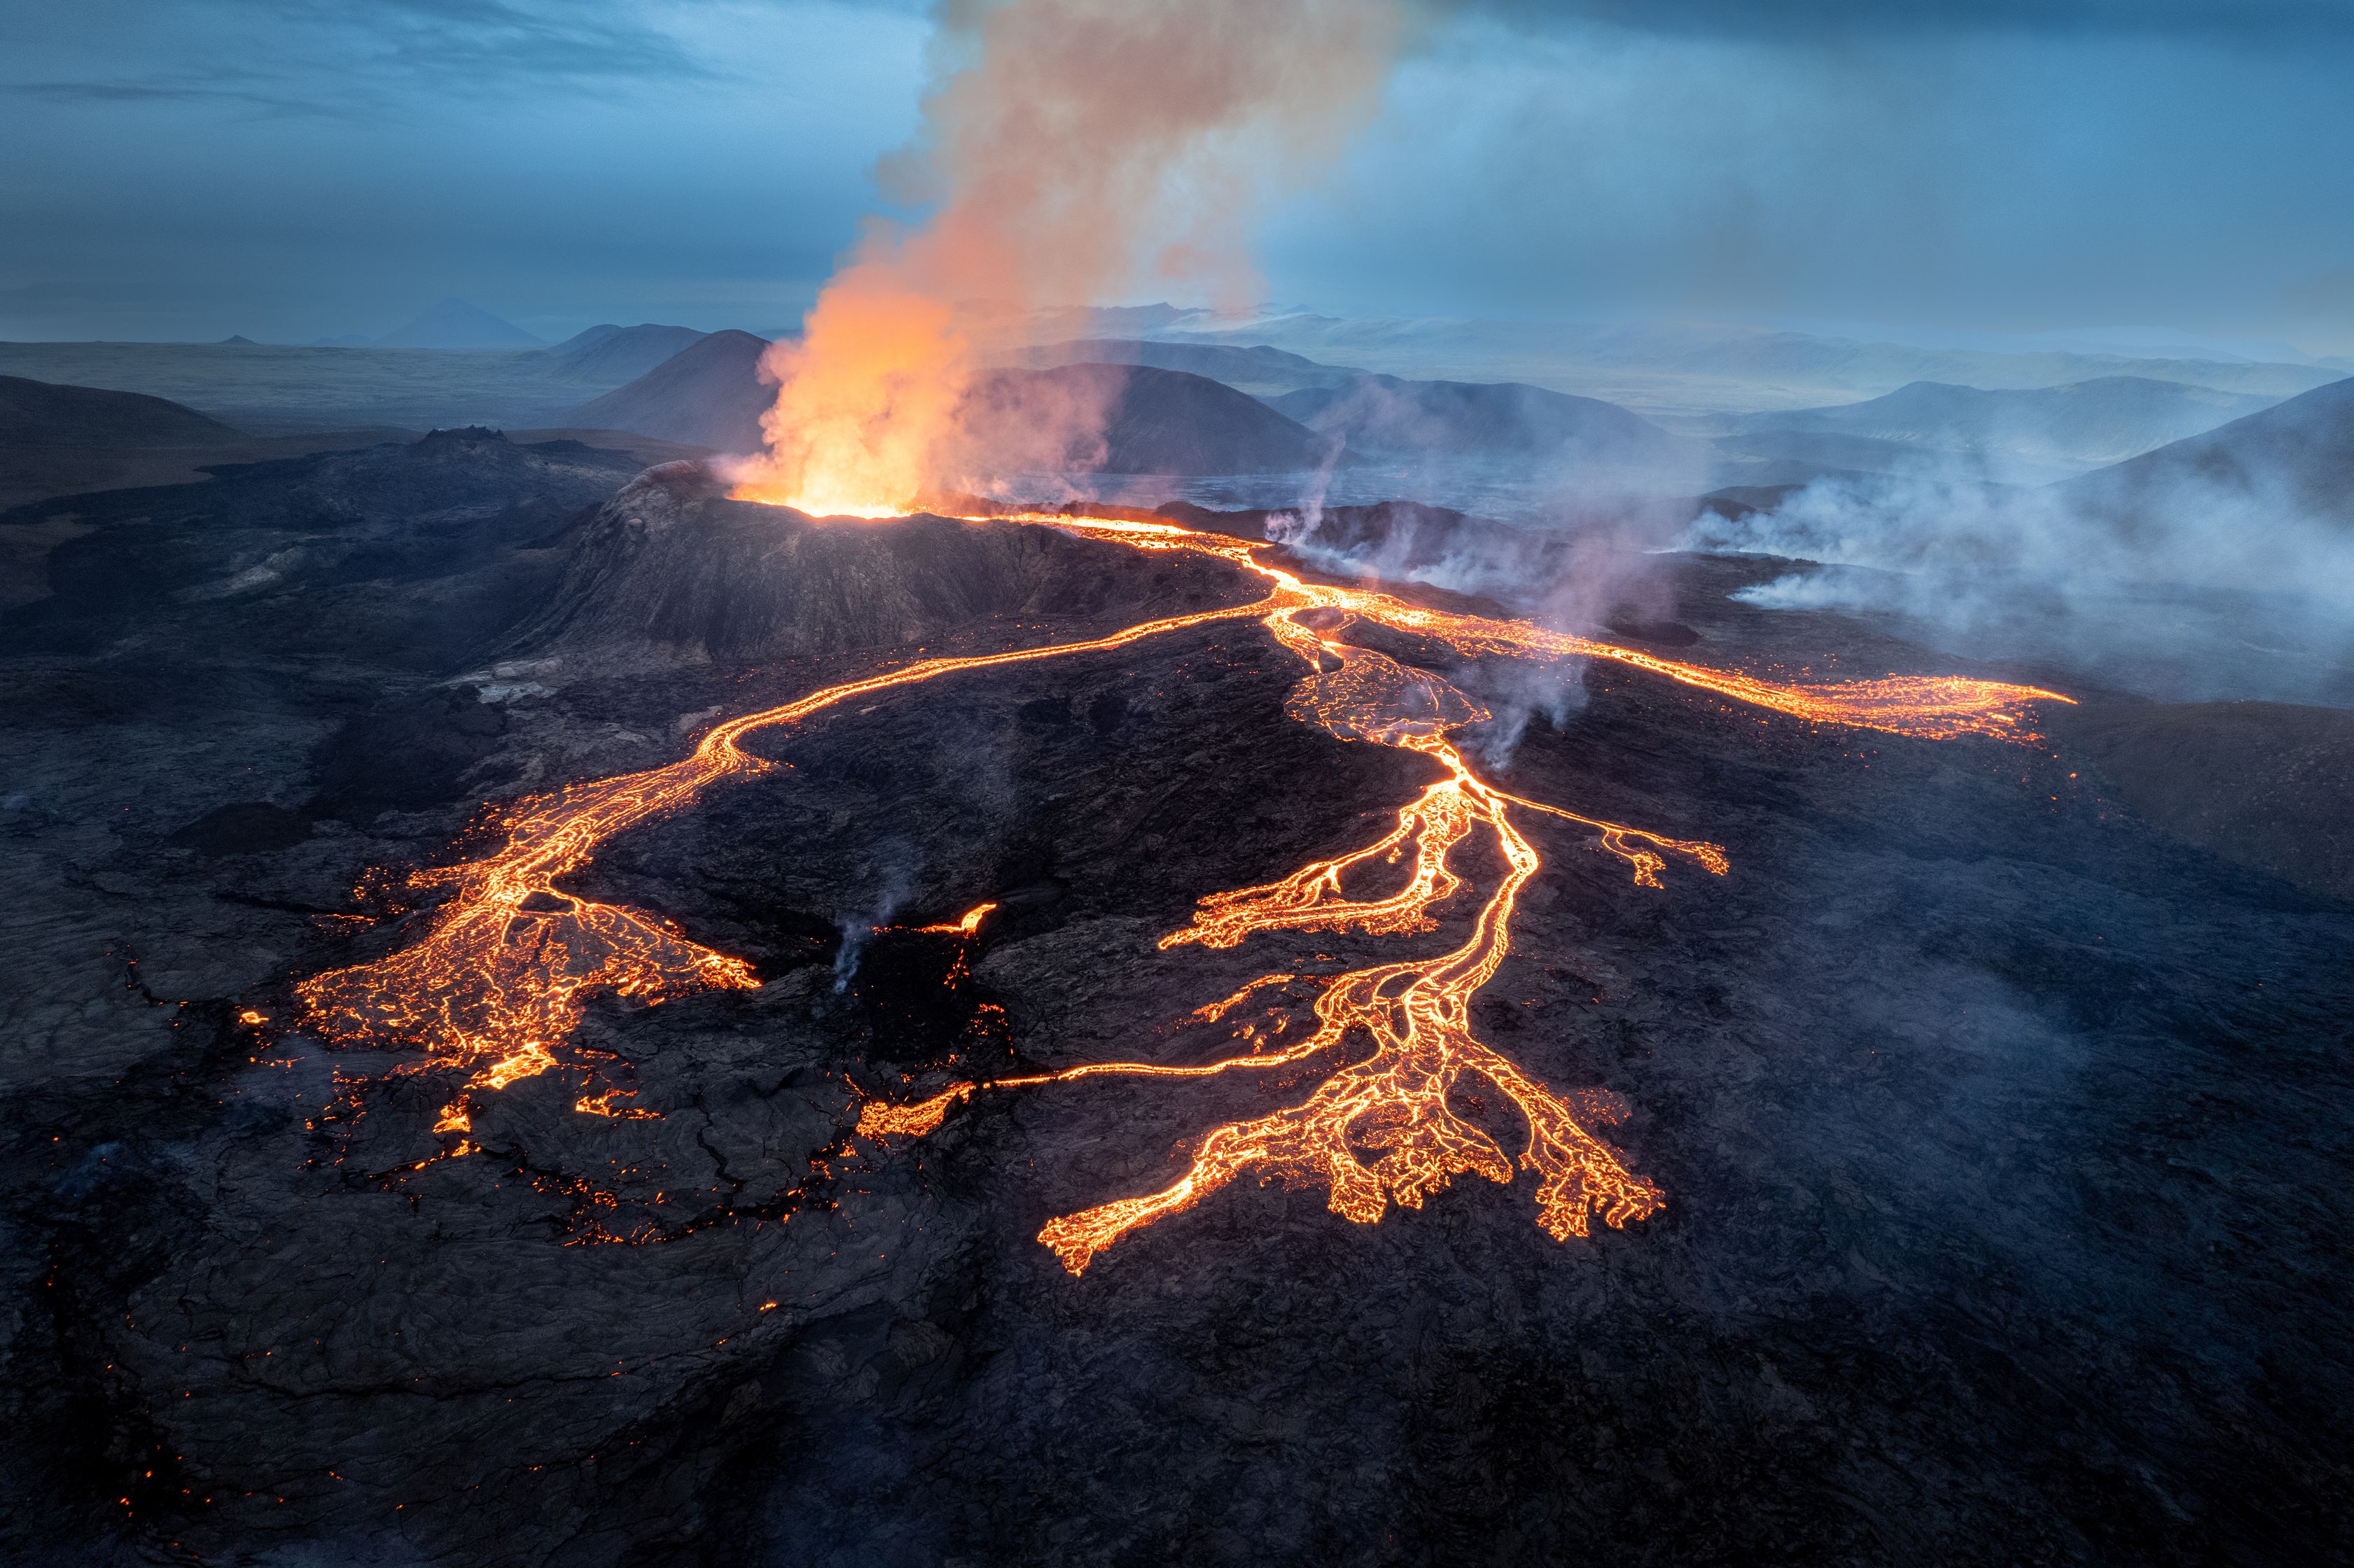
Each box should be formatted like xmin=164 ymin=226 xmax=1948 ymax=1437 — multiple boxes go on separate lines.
xmin=1 ymin=434 xmax=2348 ymax=1567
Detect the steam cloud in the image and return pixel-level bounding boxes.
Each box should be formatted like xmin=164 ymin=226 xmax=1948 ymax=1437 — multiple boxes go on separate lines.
xmin=733 ymin=0 xmax=1412 ymax=517
xmin=1686 ymin=449 xmax=2354 ymax=704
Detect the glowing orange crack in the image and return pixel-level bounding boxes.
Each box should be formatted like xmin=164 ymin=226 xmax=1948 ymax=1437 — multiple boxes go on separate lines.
xmin=861 ymin=605 xmax=1715 ymax=1272
xmin=916 ymin=901 xmax=998 ymax=935
xmin=300 ymin=505 xmax=2068 ymax=1268
xmin=298 ymin=596 xmax=1276 ymax=1117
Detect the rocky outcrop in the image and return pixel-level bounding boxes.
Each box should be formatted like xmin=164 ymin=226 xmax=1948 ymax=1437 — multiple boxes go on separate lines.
xmin=513 ymin=463 xmax=1258 ymax=667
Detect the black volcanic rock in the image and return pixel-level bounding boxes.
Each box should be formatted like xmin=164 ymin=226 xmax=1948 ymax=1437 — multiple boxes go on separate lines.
xmin=1268 ymin=372 xmax=1700 ymax=469
xmin=516 ymin=463 xmax=1260 ymax=666
xmin=567 ymin=328 xmax=774 ymax=451
xmin=2 ymin=435 xmax=2352 ymax=1568
xmin=2050 ymin=699 xmax=2354 ymax=898
xmin=2 ymin=426 xmax=643 ymax=676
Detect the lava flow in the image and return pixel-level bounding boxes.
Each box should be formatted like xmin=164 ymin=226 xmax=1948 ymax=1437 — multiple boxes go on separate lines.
xmin=298 ymin=507 xmax=2068 ymax=1268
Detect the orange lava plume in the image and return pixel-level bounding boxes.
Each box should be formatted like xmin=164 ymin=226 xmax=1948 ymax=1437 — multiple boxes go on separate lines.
xmin=286 ymin=500 xmax=2070 ymax=1266
xmin=730 ymin=0 xmax=1407 ymax=516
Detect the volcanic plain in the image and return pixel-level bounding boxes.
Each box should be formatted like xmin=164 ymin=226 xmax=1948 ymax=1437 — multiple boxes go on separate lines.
xmin=1 ymin=429 xmax=2349 ymax=1567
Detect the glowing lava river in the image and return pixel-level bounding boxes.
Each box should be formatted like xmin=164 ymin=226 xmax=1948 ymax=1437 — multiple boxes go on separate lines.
xmin=297 ymin=509 xmax=2068 ymax=1273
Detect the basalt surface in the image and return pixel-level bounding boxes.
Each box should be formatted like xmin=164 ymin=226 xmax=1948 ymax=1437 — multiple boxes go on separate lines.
xmin=1 ymin=436 xmax=2348 ymax=1567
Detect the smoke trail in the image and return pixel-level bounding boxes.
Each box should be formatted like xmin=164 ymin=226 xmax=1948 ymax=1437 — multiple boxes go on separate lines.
xmin=835 ymin=844 xmax=921 ymax=993
xmin=732 ymin=0 xmax=1411 ymax=518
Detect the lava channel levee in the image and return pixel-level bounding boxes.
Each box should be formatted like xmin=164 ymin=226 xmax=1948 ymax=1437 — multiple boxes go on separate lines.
xmin=297 ymin=508 xmax=2070 ymax=1267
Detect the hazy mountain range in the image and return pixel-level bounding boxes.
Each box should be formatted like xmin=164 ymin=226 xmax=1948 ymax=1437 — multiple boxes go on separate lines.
xmin=1143 ymin=312 xmax=2347 ymax=418
xmin=1701 ymin=377 xmax=2290 ymax=482
xmin=1265 ymin=374 xmax=1699 ymax=472
xmin=361 ymin=297 xmax=543 ymax=350
xmin=2061 ymin=374 xmax=2354 ymax=531
xmin=5 ymin=311 xmax=2346 ymax=507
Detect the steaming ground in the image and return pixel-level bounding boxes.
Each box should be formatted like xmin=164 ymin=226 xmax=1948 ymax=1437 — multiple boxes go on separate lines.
xmin=1 ymin=435 xmax=2349 ymax=1565
xmin=1677 ymin=375 xmax=2354 ymax=710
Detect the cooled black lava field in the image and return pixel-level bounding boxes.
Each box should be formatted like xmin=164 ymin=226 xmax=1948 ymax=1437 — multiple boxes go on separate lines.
xmin=3 ymin=430 xmax=2349 ymax=1567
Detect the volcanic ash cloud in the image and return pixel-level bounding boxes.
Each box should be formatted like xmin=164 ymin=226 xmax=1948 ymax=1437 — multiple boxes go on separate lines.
xmin=733 ymin=0 xmax=1411 ymax=519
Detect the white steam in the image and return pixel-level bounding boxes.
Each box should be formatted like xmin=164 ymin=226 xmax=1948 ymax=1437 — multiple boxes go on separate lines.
xmin=1686 ymin=454 xmax=2354 ymax=704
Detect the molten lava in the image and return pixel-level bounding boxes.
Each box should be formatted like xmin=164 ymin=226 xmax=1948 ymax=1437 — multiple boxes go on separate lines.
xmin=298 ymin=509 xmax=2068 ymax=1269
xmin=917 ymin=902 xmax=998 ymax=937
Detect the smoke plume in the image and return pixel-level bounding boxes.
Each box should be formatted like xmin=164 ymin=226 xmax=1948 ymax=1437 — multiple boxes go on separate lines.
xmin=732 ymin=0 xmax=1411 ymax=518
xmin=1685 ymin=442 xmax=2354 ymax=705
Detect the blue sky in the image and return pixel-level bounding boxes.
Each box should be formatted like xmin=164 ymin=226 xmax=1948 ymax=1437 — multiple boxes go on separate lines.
xmin=3 ymin=0 xmax=2350 ymax=349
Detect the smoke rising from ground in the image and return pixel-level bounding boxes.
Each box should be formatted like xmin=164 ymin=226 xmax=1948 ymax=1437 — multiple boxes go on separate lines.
xmin=1265 ymin=492 xmax=1685 ymax=769
xmin=733 ymin=0 xmax=1410 ymax=517
xmin=1686 ymin=444 xmax=2354 ymax=704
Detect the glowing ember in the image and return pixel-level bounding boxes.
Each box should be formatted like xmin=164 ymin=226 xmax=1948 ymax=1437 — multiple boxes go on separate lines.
xmin=917 ymin=902 xmax=998 ymax=936
xmin=297 ymin=592 xmax=1267 ymax=1116
xmin=298 ymin=510 xmax=2070 ymax=1268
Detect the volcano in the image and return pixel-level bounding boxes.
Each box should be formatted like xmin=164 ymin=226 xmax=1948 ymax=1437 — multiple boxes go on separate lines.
xmin=1 ymin=434 xmax=2350 ymax=1567
xmin=517 ymin=463 xmax=1258 ymax=667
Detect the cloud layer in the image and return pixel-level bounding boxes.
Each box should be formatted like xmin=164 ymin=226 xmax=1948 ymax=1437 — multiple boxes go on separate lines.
xmin=3 ymin=1 xmax=2350 ymax=347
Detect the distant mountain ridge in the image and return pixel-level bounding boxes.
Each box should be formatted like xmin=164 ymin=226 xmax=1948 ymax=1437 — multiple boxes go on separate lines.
xmin=1144 ymin=314 xmax=2345 ymax=414
xmin=373 ymin=297 xmax=542 ymax=350
xmin=1014 ymin=338 xmax=1356 ymax=395
xmin=1722 ymin=377 xmax=2284 ymax=472
xmin=538 ymin=324 xmax=709 ymax=384
xmin=571 ymin=343 xmax=1338 ymax=475
xmin=2061 ymin=374 xmax=2354 ymax=528
xmin=568 ymin=330 xmax=774 ymax=451
xmin=1266 ymin=372 xmax=1701 ymax=472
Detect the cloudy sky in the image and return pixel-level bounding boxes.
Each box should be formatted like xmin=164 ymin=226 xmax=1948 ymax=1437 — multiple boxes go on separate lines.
xmin=4 ymin=0 xmax=2350 ymax=349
